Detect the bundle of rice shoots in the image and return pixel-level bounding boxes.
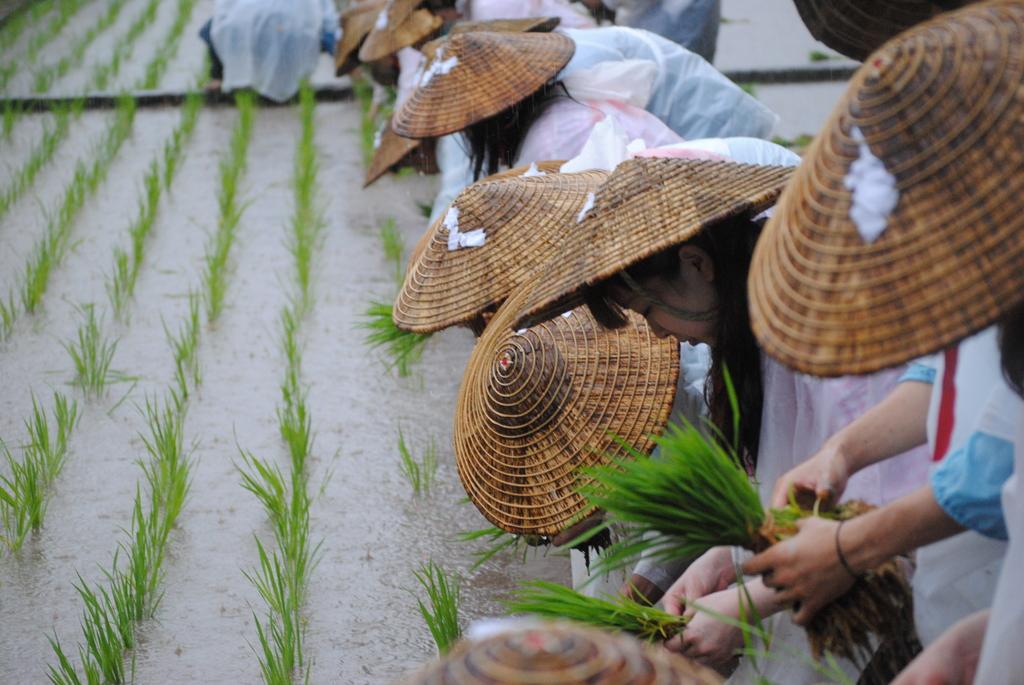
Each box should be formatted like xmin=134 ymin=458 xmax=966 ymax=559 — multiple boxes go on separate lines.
xmin=583 ymin=421 xmax=916 ymax=665
xmin=507 ymin=580 xmax=688 ymax=642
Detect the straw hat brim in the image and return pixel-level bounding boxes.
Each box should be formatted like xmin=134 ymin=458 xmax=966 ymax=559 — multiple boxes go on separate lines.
xmin=364 ymin=122 xmax=438 ymax=187
xmin=399 ymin=623 xmax=723 ymax=685
xmin=392 ymin=31 xmax=575 ymax=139
xmin=792 ymin=0 xmax=947 ymax=60
xmin=513 ymin=158 xmax=795 ymax=330
xmin=749 ymin=1 xmax=1024 ymax=377
xmin=449 ymin=16 xmax=561 ymax=35
xmin=455 ymin=286 xmax=679 ymax=537
xmin=335 ymin=2 xmax=385 ymax=75
xmin=394 ymin=166 xmax=603 ymax=333
xmin=359 ymin=6 xmax=442 ymax=62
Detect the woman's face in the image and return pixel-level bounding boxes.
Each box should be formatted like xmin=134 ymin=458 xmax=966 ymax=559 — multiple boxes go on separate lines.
xmin=606 ymin=246 xmax=719 ymax=345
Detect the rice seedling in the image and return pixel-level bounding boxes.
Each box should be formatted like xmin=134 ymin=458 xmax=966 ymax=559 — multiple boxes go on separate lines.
xmin=26 ymin=391 xmax=79 ymax=482
xmin=32 ymin=0 xmax=131 ymax=93
xmin=137 ymin=0 xmax=200 ymax=90
xmin=63 ymin=304 xmax=121 ymax=398
xmin=397 ymin=428 xmax=437 ymax=497
xmin=165 ymin=292 xmax=202 ymax=400
xmin=580 ymin=386 xmax=916 ymax=663
xmin=456 ymin=526 xmax=529 ymax=571
xmin=288 ymin=84 xmax=326 ymax=312
xmin=0 ymin=101 xmax=75 ymax=224
xmin=413 ymin=560 xmax=462 ymax=654
xmin=507 ymin=580 xmax=689 ymax=642
xmin=245 ymin=540 xmax=305 ymax=683
xmin=0 ymin=0 xmax=87 ymax=92
xmin=21 ymin=96 xmax=136 ymax=315
xmin=203 ymin=91 xmax=255 ymax=322
xmin=378 ymin=218 xmax=404 ymax=286
xmin=0 ymin=0 xmax=53 ymax=56
xmin=0 ymin=291 xmax=16 ymax=340
xmin=360 ymin=301 xmax=430 ymax=377
xmin=2 ymin=100 xmax=23 ymax=141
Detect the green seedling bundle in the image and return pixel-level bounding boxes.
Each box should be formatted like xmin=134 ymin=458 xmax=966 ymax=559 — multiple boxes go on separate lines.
xmin=581 ymin=415 xmax=915 ymax=664
xmin=508 ymin=581 xmax=688 ymax=642
xmin=32 ymin=0 xmax=131 ymax=93
xmin=63 ymin=304 xmax=122 ymax=398
xmin=413 ymin=560 xmax=462 ymax=654
xmin=204 ymin=91 xmax=255 ymax=322
xmin=360 ymin=302 xmax=430 ymax=377
xmin=0 ymin=392 xmax=79 ymax=552
xmin=108 ymin=94 xmax=202 ymax=319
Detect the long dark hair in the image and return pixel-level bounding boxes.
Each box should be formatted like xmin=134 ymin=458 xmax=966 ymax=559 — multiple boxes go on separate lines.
xmin=462 ymin=81 xmax=569 ymax=180
xmin=999 ymin=300 xmax=1024 ymax=399
xmin=584 ymin=217 xmax=765 ymax=467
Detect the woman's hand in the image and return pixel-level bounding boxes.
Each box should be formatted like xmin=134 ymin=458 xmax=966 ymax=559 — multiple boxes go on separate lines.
xmin=665 ymin=588 xmax=743 ymax=675
xmin=770 ymin=438 xmax=851 ymax=509
xmin=742 ymin=517 xmax=855 ymax=625
xmin=892 ymin=610 xmax=989 ymax=685
xmin=663 ymin=546 xmax=735 ymax=617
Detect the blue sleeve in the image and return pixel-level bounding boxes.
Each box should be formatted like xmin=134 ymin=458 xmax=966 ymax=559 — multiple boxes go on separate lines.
xmin=931 ymin=431 xmax=1014 ymax=539
xmin=899 ymin=363 xmax=936 ymax=385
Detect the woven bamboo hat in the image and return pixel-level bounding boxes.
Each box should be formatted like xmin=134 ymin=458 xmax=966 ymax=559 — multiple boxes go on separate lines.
xmin=391 ymin=31 xmax=575 ymax=139
xmin=335 ymin=0 xmax=388 ymax=75
xmin=394 ymin=167 xmax=605 ymax=333
xmin=749 ymin=1 xmax=1024 ymax=377
xmin=449 ymin=16 xmax=561 ymax=35
xmin=791 ymin=0 xmax=966 ymax=60
xmin=364 ymin=120 xmax=438 ymax=187
xmin=454 ymin=284 xmax=679 ymax=537
xmin=512 ymin=157 xmax=795 ymax=330
xmin=359 ymin=0 xmax=443 ymax=62
xmin=398 ymin=622 xmax=722 ymax=685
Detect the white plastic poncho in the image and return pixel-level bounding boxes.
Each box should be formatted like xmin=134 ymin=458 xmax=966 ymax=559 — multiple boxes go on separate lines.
xmin=974 ymin=385 xmax=1024 ymax=683
xmin=559 ymin=27 xmax=778 ymax=140
xmin=211 ymin=0 xmax=335 ymax=102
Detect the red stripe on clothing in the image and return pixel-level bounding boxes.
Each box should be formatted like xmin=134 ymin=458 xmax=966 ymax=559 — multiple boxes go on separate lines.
xmin=933 ymin=346 xmax=959 ymax=462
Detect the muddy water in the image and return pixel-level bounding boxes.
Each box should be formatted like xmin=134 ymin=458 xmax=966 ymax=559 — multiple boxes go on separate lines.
xmin=0 ymin=101 xmax=566 ymax=683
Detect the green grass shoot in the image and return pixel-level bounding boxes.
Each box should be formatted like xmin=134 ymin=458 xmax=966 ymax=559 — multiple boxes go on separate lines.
xmin=378 ymin=218 xmax=404 ymax=286
xmin=204 ymin=91 xmax=255 ymax=322
xmin=413 ymin=560 xmax=462 ymax=654
xmin=507 ymin=580 xmax=688 ymax=642
xmin=457 ymin=526 xmax=527 ymax=571
xmin=63 ymin=304 xmax=121 ymax=398
xmin=360 ymin=301 xmax=430 ymax=377
xmin=397 ymin=429 xmax=436 ymax=497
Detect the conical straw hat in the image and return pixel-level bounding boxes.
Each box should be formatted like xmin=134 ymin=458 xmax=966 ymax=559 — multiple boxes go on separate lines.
xmin=792 ymin=0 xmax=958 ymax=60
xmin=335 ymin=0 xmax=387 ymax=75
xmin=454 ymin=285 xmax=679 ymax=537
xmin=513 ymin=157 xmax=794 ymax=330
xmin=395 ymin=167 xmax=606 ymax=333
xmin=364 ymin=120 xmax=438 ymax=188
xmin=449 ymin=16 xmax=562 ymax=35
xmin=749 ymin=1 xmax=1024 ymax=377
xmin=359 ymin=0 xmax=443 ymax=62
xmin=392 ymin=31 xmax=575 ymax=139
xmin=398 ymin=622 xmax=723 ymax=684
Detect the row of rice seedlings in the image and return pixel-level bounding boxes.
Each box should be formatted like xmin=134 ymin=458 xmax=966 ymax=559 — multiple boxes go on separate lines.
xmin=412 ymin=560 xmax=462 ymax=654
xmin=289 ymin=85 xmax=326 ymax=313
xmin=14 ymin=95 xmax=136 ymax=319
xmin=62 ymin=303 xmax=127 ymax=398
xmin=32 ymin=0 xmax=131 ymax=93
xmin=48 ymin=392 xmax=195 ymax=684
xmin=165 ymin=292 xmax=202 ymax=402
xmin=0 ymin=392 xmax=79 ymax=552
xmin=378 ymin=218 xmax=404 ymax=287
xmin=360 ymin=302 xmax=430 ymax=377
xmin=0 ymin=100 xmax=78 ymax=225
xmin=86 ymin=0 xmax=161 ymax=93
xmin=241 ymin=88 xmax=326 ymax=682
xmin=0 ymin=0 xmax=56 ymax=57
xmin=137 ymin=0 xmax=199 ymax=90
xmin=397 ymin=428 xmax=437 ymax=497
xmin=506 ymin=581 xmax=688 ymax=642
xmin=107 ymin=93 xmax=202 ymax=319
xmin=0 ymin=0 xmax=87 ymax=91
xmin=203 ymin=91 xmax=255 ymax=323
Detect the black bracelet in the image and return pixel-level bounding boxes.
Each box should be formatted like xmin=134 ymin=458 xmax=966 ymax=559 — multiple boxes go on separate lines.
xmin=835 ymin=519 xmax=859 ymax=580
